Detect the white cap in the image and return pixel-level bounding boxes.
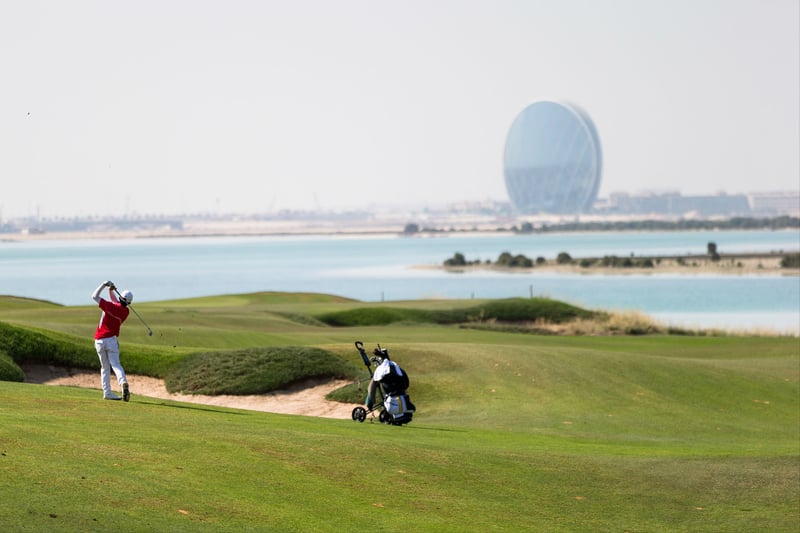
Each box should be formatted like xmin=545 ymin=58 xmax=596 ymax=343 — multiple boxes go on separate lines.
xmin=120 ymin=290 xmax=134 ymax=305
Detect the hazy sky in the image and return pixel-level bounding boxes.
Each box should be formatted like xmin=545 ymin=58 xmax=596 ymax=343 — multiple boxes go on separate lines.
xmin=2 ymin=0 xmax=798 ymax=219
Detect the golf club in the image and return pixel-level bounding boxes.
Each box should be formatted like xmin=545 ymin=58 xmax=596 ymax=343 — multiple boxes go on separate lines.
xmin=113 ymin=287 xmax=153 ymax=336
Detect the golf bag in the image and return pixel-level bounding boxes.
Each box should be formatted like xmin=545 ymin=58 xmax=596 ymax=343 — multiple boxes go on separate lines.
xmin=351 ymin=341 xmax=416 ymax=426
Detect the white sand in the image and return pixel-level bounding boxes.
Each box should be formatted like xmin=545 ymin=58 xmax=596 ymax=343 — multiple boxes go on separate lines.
xmin=22 ymin=364 xmax=359 ymax=419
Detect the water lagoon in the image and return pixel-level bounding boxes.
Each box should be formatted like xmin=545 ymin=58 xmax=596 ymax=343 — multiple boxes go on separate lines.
xmin=1 ymin=230 xmax=798 ymax=334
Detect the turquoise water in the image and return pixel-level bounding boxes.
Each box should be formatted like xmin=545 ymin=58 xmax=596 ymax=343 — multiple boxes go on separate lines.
xmin=1 ymin=230 xmax=798 ymax=333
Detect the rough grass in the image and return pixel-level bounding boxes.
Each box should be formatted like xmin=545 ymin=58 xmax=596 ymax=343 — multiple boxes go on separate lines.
xmin=0 ymin=350 xmax=24 ymax=381
xmin=164 ymin=346 xmax=361 ymax=395
xmin=316 ymin=297 xmax=596 ymax=327
xmin=0 ymin=320 xmax=186 ymax=379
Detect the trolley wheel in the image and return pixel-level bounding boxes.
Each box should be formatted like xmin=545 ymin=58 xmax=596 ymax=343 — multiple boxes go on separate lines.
xmin=379 ymin=410 xmax=392 ymax=424
xmin=351 ymin=406 xmax=367 ymax=422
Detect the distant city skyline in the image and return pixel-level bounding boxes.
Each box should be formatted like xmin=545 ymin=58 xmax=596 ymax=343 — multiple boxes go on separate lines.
xmin=4 ymin=189 xmax=797 ymax=224
xmin=1 ymin=1 xmax=798 ymax=219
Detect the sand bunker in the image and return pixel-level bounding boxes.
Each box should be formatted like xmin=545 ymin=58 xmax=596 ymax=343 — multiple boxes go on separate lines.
xmin=22 ymin=364 xmax=359 ymax=419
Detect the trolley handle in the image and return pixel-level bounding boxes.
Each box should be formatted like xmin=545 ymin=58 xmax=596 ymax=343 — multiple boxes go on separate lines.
xmin=355 ymin=341 xmax=371 ymax=371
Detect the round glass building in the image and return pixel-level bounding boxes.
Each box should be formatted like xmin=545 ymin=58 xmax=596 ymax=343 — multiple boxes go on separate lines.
xmin=503 ymin=101 xmax=602 ymax=214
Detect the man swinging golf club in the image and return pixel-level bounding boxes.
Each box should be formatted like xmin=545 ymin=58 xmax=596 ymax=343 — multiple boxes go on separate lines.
xmin=91 ymin=280 xmax=132 ymax=401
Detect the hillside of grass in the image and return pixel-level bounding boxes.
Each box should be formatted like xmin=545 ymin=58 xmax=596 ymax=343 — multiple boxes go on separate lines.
xmin=165 ymin=346 xmax=361 ymax=395
xmin=0 ymin=293 xmax=798 ymax=531
xmin=315 ymin=297 xmax=596 ymax=327
xmin=0 ymin=295 xmax=599 ymax=393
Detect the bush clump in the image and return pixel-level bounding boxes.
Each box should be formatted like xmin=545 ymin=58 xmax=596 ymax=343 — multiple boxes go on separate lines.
xmin=599 ymin=256 xmax=655 ymax=268
xmin=0 ymin=350 xmax=24 ymax=382
xmin=496 ymin=252 xmax=533 ymax=268
xmin=556 ymin=252 xmax=573 ymax=264
xmin=444 ymin=252 xmax=467 ymax=266
xmin=165 ymin=346 xmax=360 ymax=395
xmin=780 ymin=253 xmax=800 ymax=269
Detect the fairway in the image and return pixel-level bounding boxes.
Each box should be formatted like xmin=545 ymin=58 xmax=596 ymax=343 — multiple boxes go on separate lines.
xmin=0 ymin=294 xmax=798 ymax=531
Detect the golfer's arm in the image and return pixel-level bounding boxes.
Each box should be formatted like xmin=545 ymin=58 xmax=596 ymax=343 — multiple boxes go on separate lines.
xmin=91 ymin=283 xmax=105 ymax=303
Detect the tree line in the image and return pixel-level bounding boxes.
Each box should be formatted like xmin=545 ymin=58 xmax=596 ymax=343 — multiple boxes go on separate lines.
xmin=444 ymin=247 xmax=800 ymax=270
xmin=404 ymin=216 xmax=799 ymax=235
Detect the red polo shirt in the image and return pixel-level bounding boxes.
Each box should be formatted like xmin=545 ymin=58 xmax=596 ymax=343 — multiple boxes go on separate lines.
xmin=94 ymin=299 xmax=130 ymax=340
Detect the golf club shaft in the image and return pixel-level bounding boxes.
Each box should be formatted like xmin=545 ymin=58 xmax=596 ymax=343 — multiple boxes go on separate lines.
xmin=128 ymin=305 xmax=152 ymax=335
xmin=113 ymin=287 xmax=152 ymax=335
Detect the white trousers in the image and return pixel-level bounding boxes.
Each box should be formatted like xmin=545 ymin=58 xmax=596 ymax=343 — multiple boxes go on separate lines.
xmin=94 ymin=336 xmax=127 ymax=396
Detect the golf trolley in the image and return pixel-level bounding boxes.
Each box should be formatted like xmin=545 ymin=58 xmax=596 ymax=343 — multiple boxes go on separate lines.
xmin=351 ymin=341 xmax=415 ymax=426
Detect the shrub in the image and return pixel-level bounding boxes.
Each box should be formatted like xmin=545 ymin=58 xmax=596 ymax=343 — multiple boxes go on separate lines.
xmin=780 ymin=253 xmax=800 ymax=268
xmin=496 ymin=251 xmax=514 ymax=266
xmin=556 ymin=252 xmax=573 ymax=264
xmin=444 ymin=252 xmax=467 ymax=266
xmin=0 ymin=350 xmax=24 ymax=382
xmin=509 ymin=254 xmax=533 ymax=267
xmin=462 ymin=252 xmax=535 ymax=268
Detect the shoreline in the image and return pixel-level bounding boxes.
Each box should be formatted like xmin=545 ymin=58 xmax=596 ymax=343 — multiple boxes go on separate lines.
xmin=427 ymin=253 xmax=799 ymax=277
xmin=3 ymin=218 xmax=800 ymax=243
xmin=4 ymin=226 xmax=798 ymax=277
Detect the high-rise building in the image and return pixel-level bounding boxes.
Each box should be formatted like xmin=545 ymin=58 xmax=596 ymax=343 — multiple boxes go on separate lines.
xmin=503 ymin=101 xmax=602 ymax=214
xmin=748 ymin=191 xmax=800 ymax=216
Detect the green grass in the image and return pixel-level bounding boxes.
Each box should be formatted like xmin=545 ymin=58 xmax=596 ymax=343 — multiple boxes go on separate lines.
xmin=0 ymin=294 xmax=798 ymax=531
xmin=315 ymin=297 xmax=595 ymax=326
xmin=165 ymin=346 xmax=361 ymax=395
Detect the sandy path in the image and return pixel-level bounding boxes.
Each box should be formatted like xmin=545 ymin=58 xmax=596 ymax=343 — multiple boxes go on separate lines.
xmin=22 ymin=364 xmax=359 ymax=419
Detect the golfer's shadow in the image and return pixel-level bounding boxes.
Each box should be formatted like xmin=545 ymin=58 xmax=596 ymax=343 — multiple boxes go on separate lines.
xmin=135 ymin=399 xmax=248 ymax=415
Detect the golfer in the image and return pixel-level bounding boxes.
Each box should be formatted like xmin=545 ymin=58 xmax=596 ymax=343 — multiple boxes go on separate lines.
xmin=91 ymin=280 xmax=132 ymax=401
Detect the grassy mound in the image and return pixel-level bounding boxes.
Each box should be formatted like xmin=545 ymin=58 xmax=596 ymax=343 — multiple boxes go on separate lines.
xmin=325 ymin=375 xmax=371 ymax=404
xmin=0 ymin=350 xmax=24 ymax=381
xmin=164 ymin=346 xmax=361 ymax=395
xmin=316 ymin=306 xmax=436 ymax=326
xmin=316 ymin=297 xmax=596 ymax=327
xmin=0 ymin=320 xmax=184 ymax=378
xmin=0 ymin=321 xmax=98 ymax=369
xmin=471 ymin=297 xmax=595 ymax=323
